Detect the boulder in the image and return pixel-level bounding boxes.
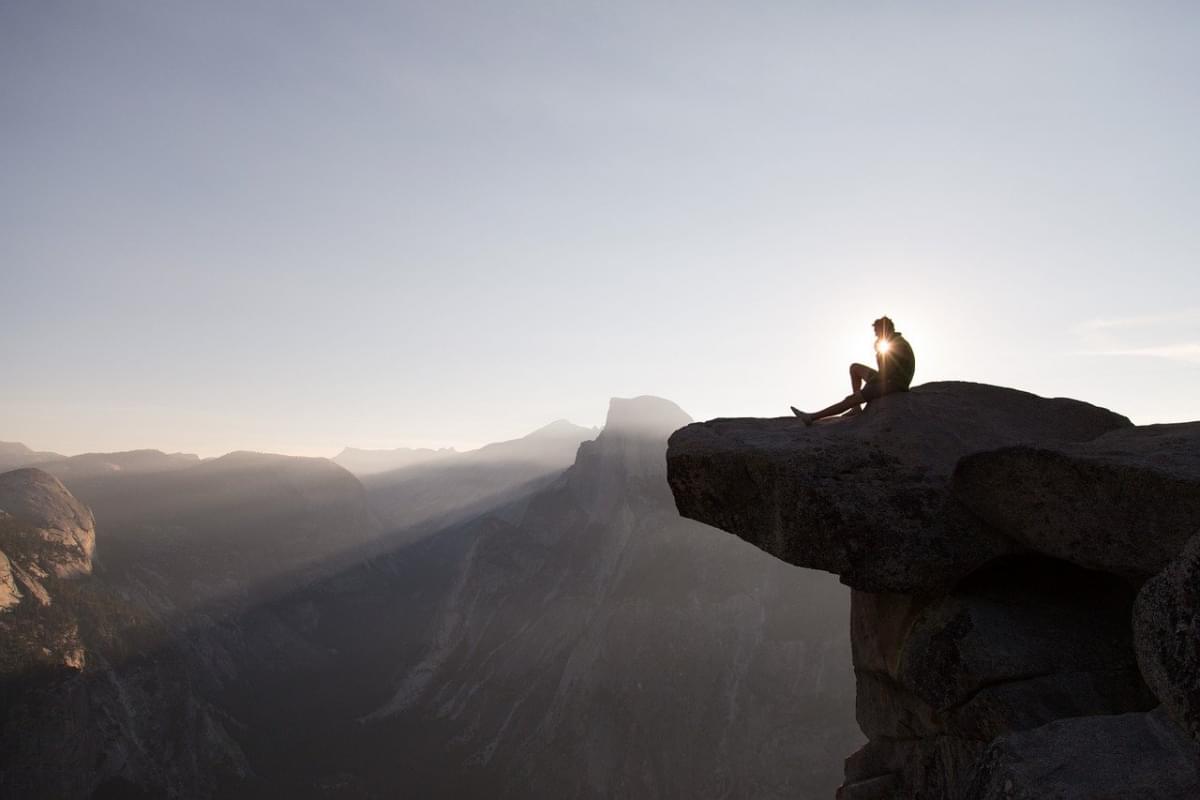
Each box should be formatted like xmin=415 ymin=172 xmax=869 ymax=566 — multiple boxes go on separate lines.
xmin=961 ymin=708 xmax=1200 ymax=800
xmin=1134 ymin=529 xmax=1200 ymax=740
xmin=954 ymin=422 xmax=1200 ymax=579
xmin=667 ymin=382 xmax=1131 ymax=593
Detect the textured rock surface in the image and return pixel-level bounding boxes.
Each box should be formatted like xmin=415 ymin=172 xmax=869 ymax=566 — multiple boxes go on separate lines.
xmin=1135 ymin=529 xmax=1200 ymax=741
xmin=0 ymin=475 xmax=98 ymax=677
xmin=846 ymin=557 xmax=1154 ymax=786
xmin=896 ymin=558 xmax=1150 ymax=727
xmin=954 ymin=422 xmax=1200 ymax=579
xmin=0 ymin=468 xmax=96 ymax=578
xmin=0 ymin=547 xmax=21 ymax=610
xmin=667 ymin=382 xmax=1130 ymax=593
xmin=961 ymin=708 xmax=1200 ymax=800
xmin=666 ymin=382 xmax=1200 ymax=799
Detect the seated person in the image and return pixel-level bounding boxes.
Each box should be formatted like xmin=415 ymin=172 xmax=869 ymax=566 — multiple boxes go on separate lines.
xmin=791 ymin=316 xmax=916 ymax=425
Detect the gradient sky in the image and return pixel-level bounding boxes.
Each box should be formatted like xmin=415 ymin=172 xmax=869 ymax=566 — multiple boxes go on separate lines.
xmin=3 ymin=1 xmax=1198 ymax=457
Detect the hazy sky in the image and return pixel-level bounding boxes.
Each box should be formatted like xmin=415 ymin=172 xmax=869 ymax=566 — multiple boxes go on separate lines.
xmin=3 ymin=2 xmax=1198 ymax=457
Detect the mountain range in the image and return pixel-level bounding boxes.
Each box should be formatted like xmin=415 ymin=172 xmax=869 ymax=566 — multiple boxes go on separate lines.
xmin=0 ymin=400 xmax=857 ymax=798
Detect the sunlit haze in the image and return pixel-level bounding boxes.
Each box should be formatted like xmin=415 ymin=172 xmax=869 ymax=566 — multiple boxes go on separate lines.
xmin=4 ymin=2 xmax=1197 ymax=457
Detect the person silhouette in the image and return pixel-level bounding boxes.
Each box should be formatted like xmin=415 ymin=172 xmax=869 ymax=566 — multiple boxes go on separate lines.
xmin=791 ymin=316 xmax=916 ymax=425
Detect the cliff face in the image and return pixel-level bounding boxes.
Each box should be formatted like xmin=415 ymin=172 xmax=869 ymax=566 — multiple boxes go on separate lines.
xmin=2 ymin=407 xmax=859 ymax=798
xmin=0 ymin=453 xmax=373 ymax=799
xmin=347 ymin=396 xmax=860 ymax=798
xmin=0 ymin=468 xmax=96 ymax=674
xmin=0 ymin=468 xmax=95 ymax=581
xmin=0 ymin=466 xmax=256 ymax=799
xmin=667 ymin=381 xmax=1200 ymax=799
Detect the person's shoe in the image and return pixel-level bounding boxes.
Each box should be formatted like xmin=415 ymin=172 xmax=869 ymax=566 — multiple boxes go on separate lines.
xmin=790 ymin=406 xmax=814 ymax=426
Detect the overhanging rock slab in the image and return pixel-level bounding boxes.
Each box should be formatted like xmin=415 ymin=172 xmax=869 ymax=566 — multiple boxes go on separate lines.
xmin=666 ymin=382 xmax=1129 ymax=593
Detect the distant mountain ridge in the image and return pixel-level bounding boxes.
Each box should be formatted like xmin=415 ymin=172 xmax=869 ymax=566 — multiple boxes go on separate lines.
xmin=0 ymin=403 xmax=858 ymax=798
xmin=0 ymin=443 xmax=200 ymax=478
xmin=334 ymin=419 xmax=598 ymax=477
xmin=38 ymin=449 xmax=201 ymax=479
xmin=0 ymin=442 xmax=66 ymax=473
xmin=333 ymin=445 xmax=457 ymax=476
xmin=359 ymin=419 xmax=598 ymax=537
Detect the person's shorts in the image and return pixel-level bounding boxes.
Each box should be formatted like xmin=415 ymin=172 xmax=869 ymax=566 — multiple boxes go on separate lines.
xmin=861 ymin=378 xmax=909 ymax=402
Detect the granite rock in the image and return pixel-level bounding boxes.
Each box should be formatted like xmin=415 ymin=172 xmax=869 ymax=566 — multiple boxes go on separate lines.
xmin=667 ymin=382 xmax=1129 ymax=593
xmin=954 ymin=422 xmax=1200 ymax=579
xmin=1134 ymin=529 xmax=1200 ymax=741
xmin=0 ymin=468 xmax=96 ymax=578
xmin=961 ymin=708 xmax=1200 ymax=800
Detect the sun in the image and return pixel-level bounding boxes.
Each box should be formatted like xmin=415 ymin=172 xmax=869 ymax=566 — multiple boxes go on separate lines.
xmin=876 ymin=338 xmax=892 ymax=355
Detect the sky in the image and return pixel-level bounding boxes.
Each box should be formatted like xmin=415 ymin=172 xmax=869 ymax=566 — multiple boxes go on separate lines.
xmin=2 ymin=1 xmax=1198 ymax=457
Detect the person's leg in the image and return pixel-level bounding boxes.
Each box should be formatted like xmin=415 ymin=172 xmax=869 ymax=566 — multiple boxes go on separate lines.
xmin=845 ymin=364 xmax=875 ymax=415
xmin=849 ymin=363 xmax=874 ymax=394
xmin=792 ymin=392 xmax=865 ymax=425
xmin=849 ymin=364 xmax=877 ymax=414
xmin=790 ymin=363 xmax=879 ymax=425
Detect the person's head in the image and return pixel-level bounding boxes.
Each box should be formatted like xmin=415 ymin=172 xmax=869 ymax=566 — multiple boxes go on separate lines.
xmin=873 ymin=316 xmax=895 ymax=339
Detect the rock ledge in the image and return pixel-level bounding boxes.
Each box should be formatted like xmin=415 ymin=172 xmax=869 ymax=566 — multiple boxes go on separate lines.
xmin=666 ymin=382 xmax=1200 ymax=799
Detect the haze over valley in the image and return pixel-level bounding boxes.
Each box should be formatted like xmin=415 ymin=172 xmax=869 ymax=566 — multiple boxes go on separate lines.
xmin=0 ymin=398 xmax=858 ymax=798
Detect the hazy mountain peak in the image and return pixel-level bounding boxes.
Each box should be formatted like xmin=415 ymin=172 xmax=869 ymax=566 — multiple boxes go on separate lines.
xmin=524 ymin=419 xmax=598 ymax=440
xmin=564 ymin=397 xmax=693 ymax=499
xmin=0 ymin=442 xmax=67 ymax=472
xmin=603 ymin=396 xmax=692 ymax=437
